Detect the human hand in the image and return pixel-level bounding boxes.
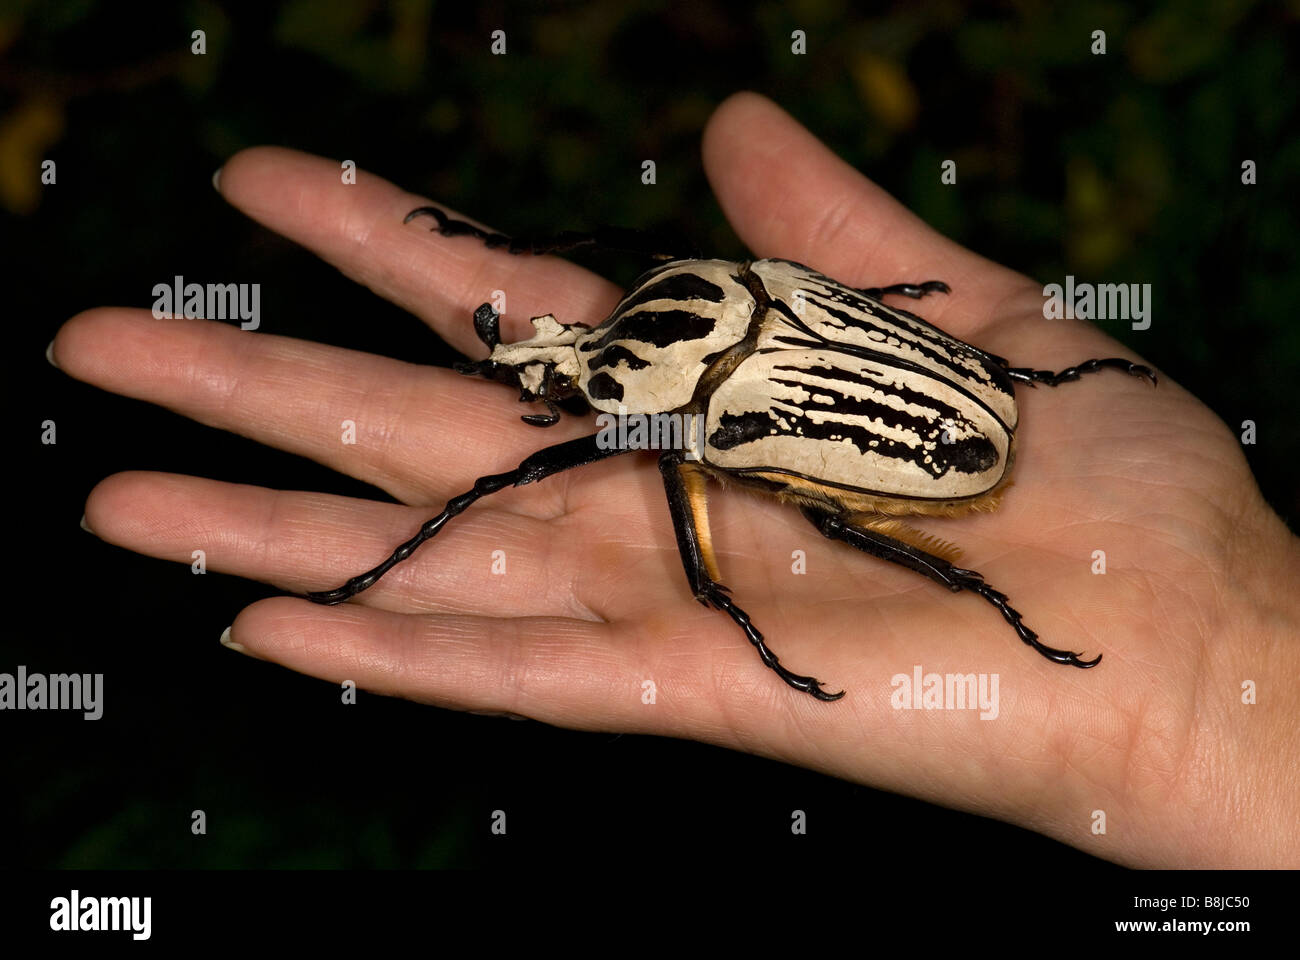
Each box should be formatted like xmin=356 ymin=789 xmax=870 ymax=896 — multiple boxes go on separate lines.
xmin=55 ymin=92 xmax=1300 ymax=867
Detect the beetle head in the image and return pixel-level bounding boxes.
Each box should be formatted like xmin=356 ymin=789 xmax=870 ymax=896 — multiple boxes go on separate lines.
xmin=455 ymin=303 xmax=587 ymax=426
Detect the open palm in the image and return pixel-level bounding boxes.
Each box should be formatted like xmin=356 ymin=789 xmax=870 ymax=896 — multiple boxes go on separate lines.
xmin=57 ymin=93 xmax=1298 ymax=866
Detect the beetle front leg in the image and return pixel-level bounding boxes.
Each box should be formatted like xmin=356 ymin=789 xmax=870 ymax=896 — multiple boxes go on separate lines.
xmin=404 ymin=206 xmax=694 ymax=262
xmin=306 ymin=434 xmax=631 ymax=605
xmin=659 ymin=453 xmax=844 ymax=701
xmin=800 ymin=507 xmax=1101 ymax=669
xmin=856 ymin=280 xmax=950 ymax=300
xmin=1004 ymin=357 xmax=1157 ymax=388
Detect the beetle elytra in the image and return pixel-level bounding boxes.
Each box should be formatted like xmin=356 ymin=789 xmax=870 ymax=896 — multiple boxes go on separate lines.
xmin=307 ymin=206 xmax=1156 ymax=701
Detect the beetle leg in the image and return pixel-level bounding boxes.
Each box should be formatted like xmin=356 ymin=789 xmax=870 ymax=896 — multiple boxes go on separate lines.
xmin=659 ymin=453 xmax=844 ymax=701
xmin=519 ymin=366 xmax=562 ymax=427
xmin=801 ymin=507 xmax=1102 ymax=669
xmin=520 ymin=399 xmax=561 ymax=427
xmin=306 ymin=434 xmax=632 ymax=604
xmin=404 ymin=206 xmax=694 ymax=262
xmin=856 ymin=280 xmax=950 ymax=300
xmin=1003 ymin=357 xmax=1157 ymax=388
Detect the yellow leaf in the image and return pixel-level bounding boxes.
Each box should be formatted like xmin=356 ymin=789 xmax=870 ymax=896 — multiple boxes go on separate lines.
xmin=852 ymin=54 xmax=918 ymax=131
xmin=0 ymin=98 xmax=65 ymax=215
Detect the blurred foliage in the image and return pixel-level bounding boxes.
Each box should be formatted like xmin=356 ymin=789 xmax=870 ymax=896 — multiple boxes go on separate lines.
xmin=4 ymin=0 xmax=1295 ymax=515
xmin=4 ymin=0 xmax=1297 ymax=869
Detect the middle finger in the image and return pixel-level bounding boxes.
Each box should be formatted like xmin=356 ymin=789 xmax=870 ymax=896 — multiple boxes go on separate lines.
xmin=53 ymin=307 xmax=592 ymax=505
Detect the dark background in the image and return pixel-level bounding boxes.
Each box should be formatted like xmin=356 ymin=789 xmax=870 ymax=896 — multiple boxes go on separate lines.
xmin=5 ymin=0 xmax=1296 ymax=872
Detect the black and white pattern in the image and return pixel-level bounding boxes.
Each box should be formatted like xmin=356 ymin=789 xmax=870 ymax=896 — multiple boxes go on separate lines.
xmin=750 ymin=259 xmax=1017 ymax=434
xmin=574 ymin=260 xmax=754 ymax=413
xmin=487 ymin=257 xmax=1017 ymax=499
xmin=703 ymin=347 xmax=1010 ymax=498
xmin=698 ymin=260 xmax=1015 ymax=499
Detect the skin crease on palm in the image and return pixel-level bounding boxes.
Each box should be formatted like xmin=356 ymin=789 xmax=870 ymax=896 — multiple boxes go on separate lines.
xmin=53 ymin=92 xmax=1299 ymax=868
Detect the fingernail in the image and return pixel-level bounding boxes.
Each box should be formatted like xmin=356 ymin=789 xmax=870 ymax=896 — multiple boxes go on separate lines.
xmin=46 ymin=340 xmax=59 ymax=369
xmin=212 ymin=167 xmax=223 ymax=192
xmin=218 ymin=626 xmax=246 ymax=653
xmin=79 ymin=514 xmax=94 ymax=534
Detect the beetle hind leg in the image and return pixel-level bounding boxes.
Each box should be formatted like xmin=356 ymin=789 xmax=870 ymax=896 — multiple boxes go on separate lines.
xmin=801 ymin=507 xmax=1101 ymax=669
xmin=659 ymin=453 xmax=844 ymax=701
xmin=1004 ymin=356 xmax=1157 ymax=388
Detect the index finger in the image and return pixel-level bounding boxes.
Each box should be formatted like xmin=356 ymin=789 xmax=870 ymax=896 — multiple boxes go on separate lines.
xmin=214 ymin=146 xmax=624 ymax=354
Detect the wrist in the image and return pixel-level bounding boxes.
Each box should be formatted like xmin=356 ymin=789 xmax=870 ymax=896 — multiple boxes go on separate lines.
xmin=1195 ymin=492 xmax=1300 ymax=866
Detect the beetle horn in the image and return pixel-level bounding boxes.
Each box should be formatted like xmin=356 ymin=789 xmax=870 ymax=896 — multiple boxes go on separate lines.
xmin=453 ymin=303 xmax=509 ymax=379
xmin=472 ymin=302 xmax=502 ymax=349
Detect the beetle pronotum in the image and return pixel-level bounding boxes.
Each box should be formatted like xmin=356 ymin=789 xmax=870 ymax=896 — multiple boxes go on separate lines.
xmin=307 ymin=205 xmax=1156 ymax=701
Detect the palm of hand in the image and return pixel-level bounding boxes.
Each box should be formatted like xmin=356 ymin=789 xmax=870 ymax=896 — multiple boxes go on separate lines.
xmin=59 ymin=93 xmax=1282 ymax=865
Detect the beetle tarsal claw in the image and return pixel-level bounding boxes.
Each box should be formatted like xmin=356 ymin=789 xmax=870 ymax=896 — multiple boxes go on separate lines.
xmin=1130 ymin=363 xmax=1158 ymax=386
xmin=771 ymin=663 xmax=844 ymax=701
xmin=1036 ymin=645 xmax=1103 ymax=668
xmin=755 ymin=642 xmax=845 ymax=701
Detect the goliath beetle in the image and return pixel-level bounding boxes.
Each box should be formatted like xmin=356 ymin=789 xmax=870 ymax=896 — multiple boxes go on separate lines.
xmin=307 ymin=206 xmax=1156 ymax=701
